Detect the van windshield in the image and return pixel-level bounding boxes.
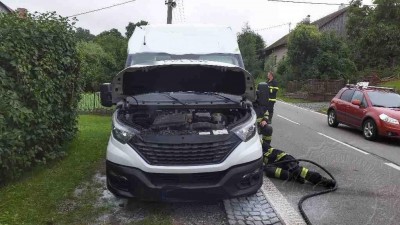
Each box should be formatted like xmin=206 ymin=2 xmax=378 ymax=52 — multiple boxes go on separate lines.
xmin=126 ymin=53 xmax=244 ymax=68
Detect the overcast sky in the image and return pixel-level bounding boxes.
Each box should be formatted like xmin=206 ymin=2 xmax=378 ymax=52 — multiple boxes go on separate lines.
xmin=4 ymin=0 xmax=373 ymax=46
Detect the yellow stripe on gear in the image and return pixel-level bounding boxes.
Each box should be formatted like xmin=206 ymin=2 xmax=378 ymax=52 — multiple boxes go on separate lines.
xmin=300 ymin=168 xmax=309 ymax=179
xmin=275 ymin=152 xmax=287 ymax=162
xmin=269 ymin=99 xmax=277 ymax=102
xmin=264 ymin=148 xmax=274 ymax=157
xmin=269 ymin=87 xmax=279 ymax=90
xmin=275 ymin=168 xmax=282 ymax=178
xmin=262 ymin=136 xmax=272 ymax=141
xmin=256 ymin=118 xmax=263 ymax=123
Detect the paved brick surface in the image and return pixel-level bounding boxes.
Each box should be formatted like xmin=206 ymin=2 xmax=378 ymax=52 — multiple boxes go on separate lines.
xmin=223 ymin=190 xmax=282 ymax=225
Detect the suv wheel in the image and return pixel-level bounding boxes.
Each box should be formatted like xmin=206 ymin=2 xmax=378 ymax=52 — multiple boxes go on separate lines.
xmin=363 ymin=119 xmax=378 ymax=141
xmin=327 ymin=109 xmax=339 ymax=127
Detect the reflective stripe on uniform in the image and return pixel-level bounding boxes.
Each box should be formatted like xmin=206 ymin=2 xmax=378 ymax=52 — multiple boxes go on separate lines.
xmin=269 ymin=98 xmax=277 ymax=102
xmin=263 ymin=155 xmax=268 ymax=164
xmin=275 ymin=168 xmax=282 ymax=178
xmin=264 ymin=147 xmax=274 ymax=157
xmin=269 ymin=87 xmax=280 ymax=90
xmin=256 ymin=118 xmax=263 ymax=123
xmin=300 ymin=168 xmax=309 ymax=179
xmin=275 ymin=152 xmax=287 ymax=162
xmin=262 ymin=136 xmax=272 ymax=141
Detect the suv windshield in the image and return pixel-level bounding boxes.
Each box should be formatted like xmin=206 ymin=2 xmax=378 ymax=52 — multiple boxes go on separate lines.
xmin=367 ymin=91 xmax=400 ymax=108
xmin=126 ymin=53 xmax=244 ymax=68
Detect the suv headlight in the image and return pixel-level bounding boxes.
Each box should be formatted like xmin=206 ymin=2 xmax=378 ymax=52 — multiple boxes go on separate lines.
xmin=112 ymin=112 xmax=138 ymax=144
xmin=379 ymin=114 xmax=399 ymax=125
xmin=232 ymin=109 xmax=257 ymax=142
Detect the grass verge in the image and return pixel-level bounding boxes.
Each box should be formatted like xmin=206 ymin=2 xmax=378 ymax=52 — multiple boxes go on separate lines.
xmin=0 ymin=115 xmax=111 ymax=225
xmin=380 ymin=79 xmax=400 ymax=91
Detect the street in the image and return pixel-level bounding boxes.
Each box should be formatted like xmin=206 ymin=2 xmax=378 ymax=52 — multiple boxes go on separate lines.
xmin=270 ymin=101 xmax=400 ymax=225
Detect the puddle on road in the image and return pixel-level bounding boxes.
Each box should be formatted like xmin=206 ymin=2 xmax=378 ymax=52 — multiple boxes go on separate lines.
xmin=63 ymin=171 xmax=228 ymax=225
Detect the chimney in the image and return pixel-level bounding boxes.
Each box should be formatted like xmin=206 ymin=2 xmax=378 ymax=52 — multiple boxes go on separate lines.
xmin=303 ymin=15 xmax=311 ymax=24
xmin=16 ymin=8 xmax=27 ymax=18
xmin=339 ymin=3 xmax=346 ymax=10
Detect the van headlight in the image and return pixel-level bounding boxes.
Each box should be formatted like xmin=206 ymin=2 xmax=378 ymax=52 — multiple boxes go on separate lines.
xmin=112 ymin=112 xmax=138 ymax=144
xmin=232 ymin=109 xmax=257 ymax=142
xmin=379 ymin=114 xmax=399 ymax=125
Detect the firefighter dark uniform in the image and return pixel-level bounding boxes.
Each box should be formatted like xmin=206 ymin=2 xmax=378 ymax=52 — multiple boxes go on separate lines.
xmin=263 ymin=145 xmax=335 ymax=188
xmin=259 ymin=124 xmax=335 ymax=188
xmin=267 ymin=79 xmax=279 ymax=123
xmin=254 ymin=103 xmax=272 ymax=145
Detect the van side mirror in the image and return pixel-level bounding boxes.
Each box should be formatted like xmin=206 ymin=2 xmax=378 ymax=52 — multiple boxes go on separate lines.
xmin=100 ymin=83 xmax=113 ymax=107
xmin=351 ymin=99 xmax=361 ymax=106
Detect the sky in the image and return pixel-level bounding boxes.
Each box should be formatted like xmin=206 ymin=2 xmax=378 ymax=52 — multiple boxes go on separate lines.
xmin=3 ymin=0 xmax=374 ymax=46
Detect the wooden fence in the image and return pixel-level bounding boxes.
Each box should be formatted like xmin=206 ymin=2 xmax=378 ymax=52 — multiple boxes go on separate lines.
xmin=286 ymin=79 xmax=346 ymax=101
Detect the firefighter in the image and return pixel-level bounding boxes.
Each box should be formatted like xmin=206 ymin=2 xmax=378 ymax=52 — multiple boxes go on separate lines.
xmin=266 ymin=71 xmax=279 ymax=123
xmin=258 ymin=123 xmax=336 ymax=188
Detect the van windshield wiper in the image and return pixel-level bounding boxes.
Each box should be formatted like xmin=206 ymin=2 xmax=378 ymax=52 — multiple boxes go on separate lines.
xmin=373 ymin=104 xmax=385 ymax=108
xmin=161 ymin=92 xmax=186 ymax=105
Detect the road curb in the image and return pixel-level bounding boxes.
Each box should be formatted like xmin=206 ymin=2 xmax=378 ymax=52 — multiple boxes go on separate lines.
xmin=260 ymin=177 xmax=306 ymax=225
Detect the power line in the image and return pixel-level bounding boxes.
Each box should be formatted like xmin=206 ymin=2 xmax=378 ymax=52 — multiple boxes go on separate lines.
xmin=267 ymin=0 xmax=373 ymax=6
xmin=67 ymin=0 xmax=136 ymax=17
xmin=255 ymin=22 xmax=291 ymax=32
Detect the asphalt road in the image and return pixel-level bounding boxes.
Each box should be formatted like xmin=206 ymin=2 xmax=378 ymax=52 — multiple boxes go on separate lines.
xmin=270 ymin=101 xmax=400 ymax=225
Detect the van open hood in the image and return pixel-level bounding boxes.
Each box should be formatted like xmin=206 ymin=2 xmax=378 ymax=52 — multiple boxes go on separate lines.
xmin=111 ymin=60 xmax=256 ymax=103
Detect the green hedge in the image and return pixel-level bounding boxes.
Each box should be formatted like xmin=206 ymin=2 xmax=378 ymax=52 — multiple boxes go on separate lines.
xmin=0 ymin=12 xmax=81 ymax=182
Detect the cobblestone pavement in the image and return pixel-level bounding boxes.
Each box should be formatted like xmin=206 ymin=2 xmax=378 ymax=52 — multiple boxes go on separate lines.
xmin=224 ymin=190 xmax=283 ymax=225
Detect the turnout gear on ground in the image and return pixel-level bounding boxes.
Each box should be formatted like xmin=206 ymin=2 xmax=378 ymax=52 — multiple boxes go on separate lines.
xmin=263 ymin=145 xmax=336 ymax=188
xmin=267 ymin=79 xmax=278 ymax=123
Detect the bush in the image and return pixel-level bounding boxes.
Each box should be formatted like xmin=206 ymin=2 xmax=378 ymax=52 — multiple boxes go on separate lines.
xmin=0 ymin=12 xmax=81 ymax=182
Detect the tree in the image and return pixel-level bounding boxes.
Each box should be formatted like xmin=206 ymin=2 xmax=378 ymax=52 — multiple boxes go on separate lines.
xmin=126 ymin=20 xmax=148 ymax=39
xmin=347 ymin=0 xmax=400 ymax=70
xmin=77 ymin=41 xmax=116 ymax=91
xmin=287 ymin=24 xmax=321 ymax=80
xmin=75 ymin=27 xmax=95 ymax=42
xmin=282 ymin=24 xmax=356 ymax=81
xmin=237 ymin=23 xmax=266 ymax=77
xmin=95 ymin=29 xmax=128 ymax=75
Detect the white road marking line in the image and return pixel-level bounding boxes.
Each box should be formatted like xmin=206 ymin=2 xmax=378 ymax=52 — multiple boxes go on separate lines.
xmin=261 ymin=178 xmax=306 ymax=225
xmin=277 ymin=115 xmax=300 ymax=125
xmin=318 ymin=132 xmax=370 ymax=155
xmin=385 ymin=163 xmax=400 ymax=171
xmin=278 ymin=100 xmax=328 ymax=117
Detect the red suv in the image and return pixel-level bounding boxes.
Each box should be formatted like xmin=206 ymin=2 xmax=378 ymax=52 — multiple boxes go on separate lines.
xmin=327 ymin=84 xmax=400 ymax=141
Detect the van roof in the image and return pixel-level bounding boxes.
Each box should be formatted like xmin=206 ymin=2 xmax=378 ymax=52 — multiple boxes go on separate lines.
xmin=128 ymin=24 xmax=241 ymax=55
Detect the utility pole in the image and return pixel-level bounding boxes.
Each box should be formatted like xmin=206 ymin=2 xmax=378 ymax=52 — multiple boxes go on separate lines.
xmin=165 ymin=0 xmax=176 ymax=24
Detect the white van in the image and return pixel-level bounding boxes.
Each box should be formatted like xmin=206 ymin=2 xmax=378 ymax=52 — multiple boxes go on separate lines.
xmin=100 ymin=24 xmax=264 ymax=201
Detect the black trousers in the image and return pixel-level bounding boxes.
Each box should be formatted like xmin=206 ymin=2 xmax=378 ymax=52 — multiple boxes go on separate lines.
xmin=266 ymin=101 xmax=275 ymax=122
xmin=264 ymin=155 xmax=324 ymax=185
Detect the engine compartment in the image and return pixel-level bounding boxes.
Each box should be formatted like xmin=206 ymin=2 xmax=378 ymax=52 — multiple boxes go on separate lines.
xmin=118 ymin=107 xmax=250 ymax=135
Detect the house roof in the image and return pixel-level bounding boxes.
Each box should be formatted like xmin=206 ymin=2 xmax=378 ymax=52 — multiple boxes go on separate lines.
xmin=263 ymin=7 xmax=349 ymax=54
xmin=0 ymin=1 xmax=13 ymax=12
xmin=313 ymin=7 xmax=349 ymax=29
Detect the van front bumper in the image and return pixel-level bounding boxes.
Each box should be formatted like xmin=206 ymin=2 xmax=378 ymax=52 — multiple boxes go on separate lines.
xmin=106 ymin=158 xmax=263 ymax=202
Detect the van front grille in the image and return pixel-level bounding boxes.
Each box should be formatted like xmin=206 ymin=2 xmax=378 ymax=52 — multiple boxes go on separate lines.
xmin=128 ymin=135 xmax=241 ymax=166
